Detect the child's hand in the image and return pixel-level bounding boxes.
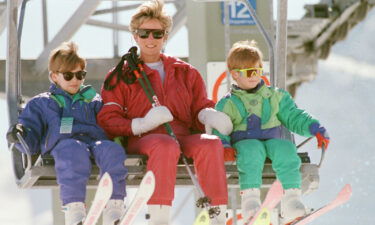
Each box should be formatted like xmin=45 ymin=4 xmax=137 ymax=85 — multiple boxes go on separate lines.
xmin=6 ymin=123 xmax=24 ymax=144
xmin=309 ymin=123 xmax=330 ymax=150
xmin=224 ymin=147 xmax=236 ymax=162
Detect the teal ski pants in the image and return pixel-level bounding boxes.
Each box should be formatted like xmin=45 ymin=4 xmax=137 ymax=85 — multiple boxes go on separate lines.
xmin=234 ymin=138 xmax=301 ymax=190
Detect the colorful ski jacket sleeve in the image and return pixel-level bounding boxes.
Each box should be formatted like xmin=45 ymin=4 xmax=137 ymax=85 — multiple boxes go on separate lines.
xmin=277 ymin=89 xmax=319 ymax=137
xmin=17 ymin=96 xmax=47 ymax=155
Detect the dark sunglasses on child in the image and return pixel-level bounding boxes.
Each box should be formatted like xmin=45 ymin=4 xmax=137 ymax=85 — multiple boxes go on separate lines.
xmin=135 ymin=29 xmax=166 ymax=39
xmin=59 ymin=70 xmax=87 ymax=81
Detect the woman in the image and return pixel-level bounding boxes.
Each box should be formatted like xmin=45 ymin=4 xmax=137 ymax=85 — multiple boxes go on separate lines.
xmin=97 ymin=1 xmax=232 ymax=224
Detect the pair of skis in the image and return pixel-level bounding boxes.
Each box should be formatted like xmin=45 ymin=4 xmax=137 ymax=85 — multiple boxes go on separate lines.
xmin=82 ymin=170 xmax=155 ymax=225
xmin=226 ymin=181 xmax=352 ymax=225
xmin=88 ymin=171 xmax=211 ymax=225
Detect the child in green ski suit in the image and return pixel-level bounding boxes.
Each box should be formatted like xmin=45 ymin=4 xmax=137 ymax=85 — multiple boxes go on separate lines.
xmin=214 ymin=40 xmax=330 ymax=224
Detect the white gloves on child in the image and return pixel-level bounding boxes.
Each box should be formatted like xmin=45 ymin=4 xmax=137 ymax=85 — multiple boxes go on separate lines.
xmin=198 ymin=108 xmax=233 ymax=135
xmin=131 ymin=106 xmax=173 ymax=135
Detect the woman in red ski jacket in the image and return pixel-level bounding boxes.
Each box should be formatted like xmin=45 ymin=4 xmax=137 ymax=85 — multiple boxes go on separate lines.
xmin=97 ymin=1 xmax=233 ymax=224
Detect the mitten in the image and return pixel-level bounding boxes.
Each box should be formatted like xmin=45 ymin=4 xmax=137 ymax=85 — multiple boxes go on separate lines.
xmin=224 ymin=147 xmax=236 ymax=162
xmin=6 ymin=123 xmax=24 ymax=143
xmin=198 ymin=108 xmax=233 ymax=135
xmin=131 ymin=106 xmax=173 ymax=135
xmin=309 ymin=123 xmax=330 ymax=150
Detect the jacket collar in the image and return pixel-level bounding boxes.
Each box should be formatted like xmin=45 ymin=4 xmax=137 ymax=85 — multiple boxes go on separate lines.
xmin=49 ymin=83 xmax=96 ymax=103
xmin=232 ymin=80 xmax=272 ymax=99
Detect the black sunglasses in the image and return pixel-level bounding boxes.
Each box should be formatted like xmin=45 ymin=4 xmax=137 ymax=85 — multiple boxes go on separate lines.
xmin=135 ymin=29 xmax=166 ymax=39
xmin=59 ymin=70 xmax=87 ymax=81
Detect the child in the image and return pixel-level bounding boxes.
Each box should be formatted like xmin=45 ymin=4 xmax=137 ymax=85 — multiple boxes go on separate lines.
xmin=6 ymin=42 xmax=128 ymax=225
xmin=214 ymin=40 xmax=330 ymax=224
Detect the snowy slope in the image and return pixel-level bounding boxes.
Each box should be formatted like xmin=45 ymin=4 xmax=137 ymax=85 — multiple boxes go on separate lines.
xmin=293 ymin=9 xmax=375 ymax=224
xmin=0 ymin=97 xmax=52 ymax=225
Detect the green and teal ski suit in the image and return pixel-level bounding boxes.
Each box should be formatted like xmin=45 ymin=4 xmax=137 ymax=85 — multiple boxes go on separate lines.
xmin=214 ymin=82 xmax=319 ymax=190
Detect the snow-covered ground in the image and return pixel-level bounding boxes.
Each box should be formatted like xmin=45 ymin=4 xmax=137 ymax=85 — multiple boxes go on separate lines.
xmin=293 ymin=10 xmax=375 ymax=224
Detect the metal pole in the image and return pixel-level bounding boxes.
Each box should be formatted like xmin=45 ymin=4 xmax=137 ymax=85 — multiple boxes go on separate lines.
xmin=241 ymin=0 xmax=275 ymax=86
xmin=41 ymin=0 xmax=48 ymax=46
xmin=6 ymin=0 xmax=19 ymax=125
xmin=223 ymin=2 xmax=231 ymax=93
xmin=112 ymin=0 xmax=119 ymax=57
xmin=276 ymin=0 xmax=288 ymax=89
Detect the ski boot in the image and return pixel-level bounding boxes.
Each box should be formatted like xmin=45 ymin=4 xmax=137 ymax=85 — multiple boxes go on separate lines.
xmin=210 ymin=205 xmax=227 ymax=225
xmin=147 ymin=205 xmax=171 ymax=225
xmin=102 ymin=199 xmax=126 ymax=225
xmin=62 ymin=202 xmax=86 ymax=225
xmin=280 ymin=188 xmax=308 ymax=224
xmin=241 ymin=188 xmax=261 ymax=222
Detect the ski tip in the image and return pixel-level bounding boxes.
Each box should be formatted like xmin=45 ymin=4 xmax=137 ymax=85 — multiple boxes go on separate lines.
xmin=100 ymin=172 xmax=113 ymax=188
xmin=193 ymin=210 xmax=210 ymax=225
xmin=140 ymin=170 xmax=156 ymax=194
xmin=253 ymin=208 xmax=271 ymax=225
xmin=273 ymin=179 xmax=283 ymax=190
xmin=143 ymin=171 xmax=155 ymax=185
xmin=144 ymin=170 xmax=155 ymax=180
xmin=341 ymin=184 xmax=353 ymax=199
xmin=344 ymin=184 xmax=352 ymax=192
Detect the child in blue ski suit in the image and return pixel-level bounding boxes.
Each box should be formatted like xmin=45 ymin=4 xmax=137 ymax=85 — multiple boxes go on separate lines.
xmin=6 ymin=42 xmax=128 ymax=225
xmin=214 ymin=40 xmax=330 ymax=224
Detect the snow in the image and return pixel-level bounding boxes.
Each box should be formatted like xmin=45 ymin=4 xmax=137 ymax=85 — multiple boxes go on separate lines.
xmin=293 ymin=10 xmax=375 ymax=223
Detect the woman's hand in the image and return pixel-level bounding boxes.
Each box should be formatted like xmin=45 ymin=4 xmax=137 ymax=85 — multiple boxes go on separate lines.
xmin=198 ymin=108 xmax=233 ymax=135
xmin=131 ymin=106 xmax=173 ymax=135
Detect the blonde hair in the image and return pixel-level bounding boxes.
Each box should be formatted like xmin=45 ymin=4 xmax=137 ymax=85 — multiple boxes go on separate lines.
xmin=227 ymin=40 xmax=263 ymax=70
xmin=129 ymin=0 xmax=172 ymax=33
xmin=48 ymin=41 xmax=86 ymax=73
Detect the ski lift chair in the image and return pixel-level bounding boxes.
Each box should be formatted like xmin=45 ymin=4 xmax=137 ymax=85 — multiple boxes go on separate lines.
xmin=9 ymin=144 xmax=150 ymax=188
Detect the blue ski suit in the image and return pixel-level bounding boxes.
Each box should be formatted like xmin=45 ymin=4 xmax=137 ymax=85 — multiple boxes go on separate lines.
xmin=16 ymin=84 xmax=127 ymax=205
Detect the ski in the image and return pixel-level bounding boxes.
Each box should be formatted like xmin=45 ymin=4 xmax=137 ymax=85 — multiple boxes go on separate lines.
xmin=83 ymin=172 xmax=113 ymax=225
xmin=193 ymin=209 xmax=210 ymax=225
xmin=117 ymin=170 xmax=156 ymax=225
xmin=245 ymin=180 xmax=284 ymax=225
xmin=252 ymin=208 xmax=271 ymax=225
xmin=289 ymin=184 xmax=352 ymax=225
xmin=226 ymin=180 xmax=283 ymax=225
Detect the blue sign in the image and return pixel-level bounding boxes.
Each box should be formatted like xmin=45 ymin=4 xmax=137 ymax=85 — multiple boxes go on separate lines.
xmin=221 ymin=0 xmax=256 ymax=25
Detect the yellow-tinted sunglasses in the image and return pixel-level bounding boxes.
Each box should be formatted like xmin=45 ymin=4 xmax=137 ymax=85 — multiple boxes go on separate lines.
xmin=233 ymin=67 xmax=263 ymax=78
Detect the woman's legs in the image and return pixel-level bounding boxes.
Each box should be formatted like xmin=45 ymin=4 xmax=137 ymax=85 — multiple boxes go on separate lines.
xmin=128 ymin=134 xmax=180 ymax=205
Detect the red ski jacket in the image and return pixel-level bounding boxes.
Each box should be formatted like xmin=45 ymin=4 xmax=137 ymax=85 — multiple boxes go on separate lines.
xmin=97 ymin=54 xmax=214 ymax=142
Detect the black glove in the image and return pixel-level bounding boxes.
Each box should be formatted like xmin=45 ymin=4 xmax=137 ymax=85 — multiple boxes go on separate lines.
xmin=6 ymin=123 xmax=24 ymax=144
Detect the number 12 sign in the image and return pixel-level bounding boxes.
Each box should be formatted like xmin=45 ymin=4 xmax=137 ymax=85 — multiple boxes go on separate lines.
xmin=221 ymin=0 xmax=256 ymax=25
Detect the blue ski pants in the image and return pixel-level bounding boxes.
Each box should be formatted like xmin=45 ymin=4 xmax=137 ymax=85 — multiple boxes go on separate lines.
xmin=51 ymin=138 xmax=127 ymax=205
xmin=234 ymin=138 xmax=301 ymax=190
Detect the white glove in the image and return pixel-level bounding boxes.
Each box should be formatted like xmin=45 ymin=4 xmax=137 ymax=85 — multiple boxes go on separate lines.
xmin=131 ymin=106 xmax=173 ymax=135
xmin=198 ymin=108 xmax=233 ymax=135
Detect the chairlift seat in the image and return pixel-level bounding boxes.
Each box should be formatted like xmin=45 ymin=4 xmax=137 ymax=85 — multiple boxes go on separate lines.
xmin=12 ymin=147 xmax=316 ymax=193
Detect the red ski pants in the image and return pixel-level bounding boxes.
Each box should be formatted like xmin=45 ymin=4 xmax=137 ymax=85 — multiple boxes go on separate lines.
xmin=127 ymin=133 xmax=228 ymax=206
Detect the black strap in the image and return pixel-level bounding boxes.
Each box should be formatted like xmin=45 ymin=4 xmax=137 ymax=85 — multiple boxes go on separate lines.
xmin=103 ymin=47 xmax=139 ymax=90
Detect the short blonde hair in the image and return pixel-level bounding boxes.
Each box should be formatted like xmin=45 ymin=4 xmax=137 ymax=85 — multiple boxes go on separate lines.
xmin=48 ymin=41 xmax=86 ymax=74
xmin=227 ymin=40 xmax=263 ymax=71
xmin=129 ymin=0 xmax=173 ymax=33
